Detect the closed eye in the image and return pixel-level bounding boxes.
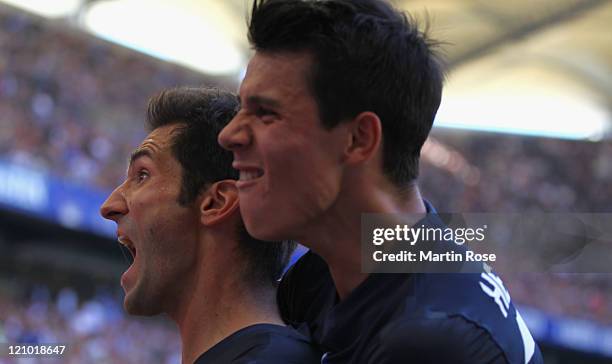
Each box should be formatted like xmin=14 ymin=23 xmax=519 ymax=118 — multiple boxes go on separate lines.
xmin=254 ymin=106 xmax=278 ymax=122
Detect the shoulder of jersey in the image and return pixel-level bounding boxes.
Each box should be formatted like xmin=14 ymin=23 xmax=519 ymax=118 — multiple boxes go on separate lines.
xmin=408 ymin=271 xmax=540 ymax=364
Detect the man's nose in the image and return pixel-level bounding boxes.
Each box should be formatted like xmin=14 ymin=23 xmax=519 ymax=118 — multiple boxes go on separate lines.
xmin=100 ymin=185 xmax=128 ymax=222
xmin=218 ymin=114 xmax=252 ymax=151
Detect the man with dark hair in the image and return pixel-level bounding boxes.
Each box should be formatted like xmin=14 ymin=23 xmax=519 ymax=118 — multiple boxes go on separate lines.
xmin=100 ymin=87 xmax=320 ymax=363
xmin=219 ymin=0 xmax=543 ymax=363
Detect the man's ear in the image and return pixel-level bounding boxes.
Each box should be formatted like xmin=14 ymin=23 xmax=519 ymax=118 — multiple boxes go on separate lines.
xmin=199 ymin=180 xmax=240 ymax=226
xmin=343 ymin=111 xmax=382 ymax=165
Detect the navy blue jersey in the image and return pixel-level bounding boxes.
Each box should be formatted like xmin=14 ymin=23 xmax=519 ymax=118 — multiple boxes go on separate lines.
xmin=193 ymin=324 xmax=321 ymax=363
xmin=278 ymin=205 xmax=543 ymax=363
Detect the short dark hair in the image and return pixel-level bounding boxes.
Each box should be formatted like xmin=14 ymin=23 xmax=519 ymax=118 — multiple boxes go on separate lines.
xmin=248 ymin=0 xmax=444 ymax=186
xmin=146 ymin=87 xmax=295 ymax=286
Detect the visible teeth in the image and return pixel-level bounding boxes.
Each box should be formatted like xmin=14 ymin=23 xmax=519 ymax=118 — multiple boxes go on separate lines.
xmin=118 ymin=236 xmax=136 ymax=258
xmin=240 ymin=170 xmax=262 ymax=181
xmin=117 ymin=236 xmax=130 ymax=246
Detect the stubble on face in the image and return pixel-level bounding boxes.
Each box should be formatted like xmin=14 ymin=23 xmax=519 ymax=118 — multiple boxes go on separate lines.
xmin=121 ymin=125 xmax=200 ymax=317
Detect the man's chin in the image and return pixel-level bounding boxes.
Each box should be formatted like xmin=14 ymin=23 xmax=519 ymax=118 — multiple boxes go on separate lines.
xmin=123 ymin=288 xmax=161 ymax=316
xmin=244 ymin=214 xmax=288 ymax=241
xmin=249 ymin=224 xmax=284 ymax=242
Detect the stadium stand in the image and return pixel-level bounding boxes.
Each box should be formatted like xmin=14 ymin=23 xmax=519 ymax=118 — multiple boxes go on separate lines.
xmin=0 ymin=4 xmax=230 ymax=189
xmin=0 ymin=3 xmax=610 ymax=363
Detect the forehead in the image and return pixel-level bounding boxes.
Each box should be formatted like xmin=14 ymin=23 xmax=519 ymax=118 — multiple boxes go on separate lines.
xmin=140 ymin=124 xmax=180 ymax=150
xmin=240 ymin=51 xmax=313 ymax=98
xmin=129 ymin=124 xmax=181 ymax=168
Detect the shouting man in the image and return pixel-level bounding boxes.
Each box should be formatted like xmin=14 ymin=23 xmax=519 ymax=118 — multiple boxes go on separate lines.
xmin=101 ymin=87 xmax=319 ymax=363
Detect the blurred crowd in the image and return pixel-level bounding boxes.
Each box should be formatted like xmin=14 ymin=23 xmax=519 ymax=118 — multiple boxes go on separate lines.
xmin=420 ymin=132 xmax=611 ymax=213
xmin=0 ymin=5 xmax=223 ymax=189
xmin=0 ymin=3 xmax=611 ymax=357
xmin=506 ymin=273 xmax=612 ymax=325
xmin=0 ymin=286 xmax=180 ymax=364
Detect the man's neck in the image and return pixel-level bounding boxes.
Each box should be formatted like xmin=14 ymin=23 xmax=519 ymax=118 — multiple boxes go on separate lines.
xmin=170 ymin=264 xmax=282 ymax=364
xmin=306 ymin=184 xmax=426 ymax=300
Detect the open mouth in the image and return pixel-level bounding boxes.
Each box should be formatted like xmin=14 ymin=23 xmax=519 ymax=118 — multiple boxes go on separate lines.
xmin=118 ymin=236 xmax=137 ymax=263
xmin=116 ymin=232 xmax=138 ymax=289
xmin=239 ymin=168 xmax=264 ymax=182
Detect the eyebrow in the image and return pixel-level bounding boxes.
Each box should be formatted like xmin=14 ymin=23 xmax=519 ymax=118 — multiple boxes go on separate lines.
xmin=244 ymin=95 xmax=281 ymax=109
xmin=127 ymin=148 xmax=154 ymax=170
